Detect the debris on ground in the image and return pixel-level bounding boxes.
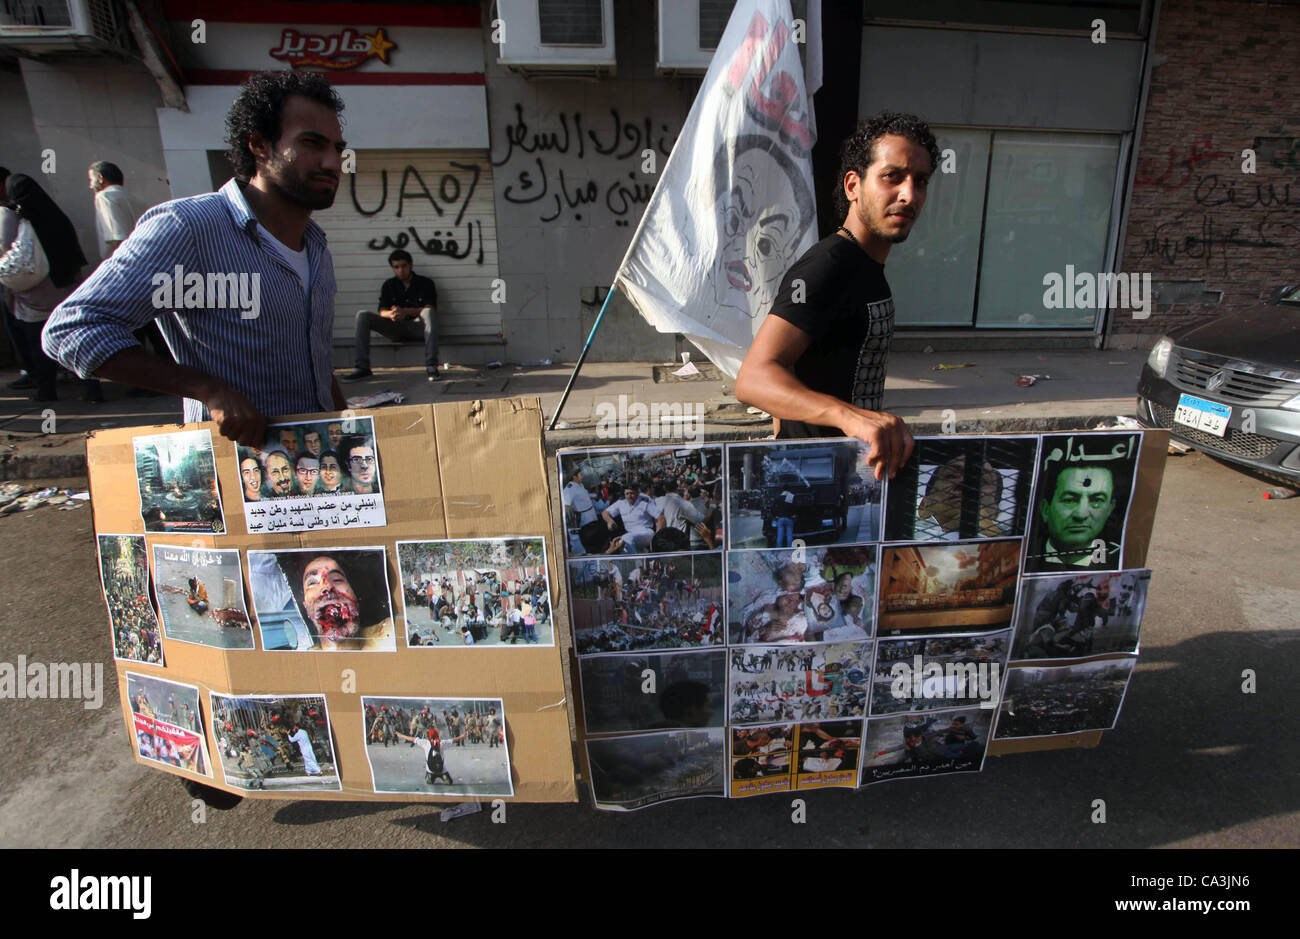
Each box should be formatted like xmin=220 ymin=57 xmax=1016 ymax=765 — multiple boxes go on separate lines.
xmin=932 ymin=363 xmax=977 ymax=370
xmin=1094 ymin=416 xmax=1143 ymax=430
xmin=1263 ymin=487 xmax=1298 ymax=500
xmin=344 ymin=391 xmax=407 ymax=409
xmin=0 ymin=486 xmax=89 ymax=516
xmin=1016 ymin=374 xmax=1052 ymax=387
xmin=440 ymin=802 xmax=483 ymax=822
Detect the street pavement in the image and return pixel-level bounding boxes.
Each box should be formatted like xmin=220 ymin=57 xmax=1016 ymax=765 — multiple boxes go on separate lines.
xmin=0 ymin=448 xmax=1294 ymax=848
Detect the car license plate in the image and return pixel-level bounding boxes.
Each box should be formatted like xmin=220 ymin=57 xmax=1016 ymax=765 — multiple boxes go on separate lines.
xmin=1174 ymin=393 xmax=1231 ymax=437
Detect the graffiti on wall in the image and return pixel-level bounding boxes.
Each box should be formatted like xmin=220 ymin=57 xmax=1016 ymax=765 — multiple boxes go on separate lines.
xmin=1135 ymin=137 xmax=1299 ymax=275
xmin=493 ymin=103 xmax=679 ymax=226
xmin=348 ymin=161 xmax=486 ymax=264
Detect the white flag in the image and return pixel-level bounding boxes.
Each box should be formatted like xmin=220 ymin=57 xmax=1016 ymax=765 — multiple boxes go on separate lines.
xmin=616 ymin=0 xmax=821 ymax=378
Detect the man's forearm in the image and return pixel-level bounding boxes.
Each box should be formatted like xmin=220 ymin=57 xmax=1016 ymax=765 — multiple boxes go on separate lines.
xmin=94 ymin=346 xmax=223 ymax=402
xmin=735 ymin=360 xmax=858 ymax=433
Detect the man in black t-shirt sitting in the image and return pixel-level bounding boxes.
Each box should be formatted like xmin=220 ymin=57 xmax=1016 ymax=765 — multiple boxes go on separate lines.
xmin=342 ymin=248 xmax=442 ymax=381
xmin=736 ymin=112 xmax=939 ymax=481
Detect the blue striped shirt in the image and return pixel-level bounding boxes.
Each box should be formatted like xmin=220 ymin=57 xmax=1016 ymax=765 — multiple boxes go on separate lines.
xmin=42 ymin=178 xmax=336 ymax=423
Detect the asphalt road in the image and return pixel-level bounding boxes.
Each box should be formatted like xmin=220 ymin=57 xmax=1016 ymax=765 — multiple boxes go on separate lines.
xmin=0 ymin=451 xmax=1295 ymax=848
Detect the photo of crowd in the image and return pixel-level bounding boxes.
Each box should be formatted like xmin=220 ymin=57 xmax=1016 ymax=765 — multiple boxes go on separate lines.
xmin=729 ymin=642 xmax=872 ymax=725
xmin=568 ymin=553 xmax=724 ymax=655
xmin=727 ymin=545 xmax=877 ymax=644
xmin=586 ymin=728 xmax=725 ymax=811
xmin=1012 ymin=569 xmax=1150 ymax=660
xmin=209 ymin=693 xmax=340 ymax=791
xmin=247 ymin=547 xmax=396 ymax=652
xmin=870 ymin=631 xmax=1010 ymax=714
xmin=727 ymin=440 xmax=881 ymax=549
xmin=559 ymin=445 xmax=724 ymax=557
xmin=126 ymin=672 xmax=210 ymax=777
xmin=235 ymin=416 xmax=386 ymax=533
xmin=877 ymin=539 xmax=1022 ymax=636
xmin=98 ymin=534 xmax=164 ymax=665
xmin=994 ymin=658 xmax=1136 ymax=739
xmin=1024 ymin=432 xmax=1140 ymax=574
xmin=396 ymin=537 xmax=552 ymax=647
xmin=579 ymin=649 xmax=727 ymax=734
xmin=151 ymin=545 xmax=253 ymax=650
xmin=361 ymin=696 xmax=513 ymax=797
xmin=882 ymin=436 xmax=1038 ymax=543
xmin=861 ymin=708 xmax=992 ymax=784
xmin=133 ymin=429 xmax=225 ymax=534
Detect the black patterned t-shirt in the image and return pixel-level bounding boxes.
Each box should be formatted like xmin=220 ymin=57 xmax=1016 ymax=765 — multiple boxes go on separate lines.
xmin=767 ymin=233 xmax=894 ymax=439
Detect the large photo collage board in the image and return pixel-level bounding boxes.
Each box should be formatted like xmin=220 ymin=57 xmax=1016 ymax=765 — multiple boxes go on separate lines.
xmin=560 ymin=433 xmax=1152 ymax=811
xmin=94 ymin=406 xmax=571 ymax=802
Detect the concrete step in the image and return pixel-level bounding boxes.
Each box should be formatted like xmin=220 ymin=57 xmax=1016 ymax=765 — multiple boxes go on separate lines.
xmin=333 ymin=335 xmax=507 ymax=369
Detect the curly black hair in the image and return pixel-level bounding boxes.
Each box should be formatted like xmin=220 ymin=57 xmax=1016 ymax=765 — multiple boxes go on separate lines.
xmin=834 ymin=111 xmax=940 ymax=219
xmin=224 ymin=70 xmax=345 ymax=181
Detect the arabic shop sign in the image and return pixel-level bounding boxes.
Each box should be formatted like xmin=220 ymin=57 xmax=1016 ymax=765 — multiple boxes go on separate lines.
xmin=269 ymin=27 xmax=396 ymax=70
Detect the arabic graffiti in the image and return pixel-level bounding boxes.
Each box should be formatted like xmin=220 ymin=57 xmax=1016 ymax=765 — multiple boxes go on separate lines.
xmin=349 ymin=162 xmax=486 ymax=265
xmin=1134 ymin=135 xmax=1300 ymax=273
xmin=493 ymin=103 xmax=679 ymax=227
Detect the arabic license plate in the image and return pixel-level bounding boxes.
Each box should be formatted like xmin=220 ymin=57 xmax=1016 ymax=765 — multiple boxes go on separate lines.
xmin=1174 ymin=393 xmax=1231 ymax=437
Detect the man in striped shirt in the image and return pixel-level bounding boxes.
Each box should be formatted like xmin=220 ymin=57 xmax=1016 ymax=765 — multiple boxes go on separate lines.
xmin=43 ymin=70 xmax=349 ymax=445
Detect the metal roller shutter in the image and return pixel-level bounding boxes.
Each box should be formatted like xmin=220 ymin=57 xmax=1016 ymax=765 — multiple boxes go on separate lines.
xmin=316 ymin=149 xmax=501 ymax=348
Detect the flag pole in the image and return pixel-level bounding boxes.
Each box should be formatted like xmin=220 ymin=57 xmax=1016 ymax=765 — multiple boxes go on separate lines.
xmin=547 ymin=284 xmax=619 ymax=431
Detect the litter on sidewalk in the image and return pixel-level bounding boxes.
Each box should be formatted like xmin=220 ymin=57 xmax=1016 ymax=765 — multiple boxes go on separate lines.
xmin=931 ymin=362 xmax=977 ymax=370
xmin=1016 ymin=374 xmax=1052 ymax=387
xmin=345 ymin=391 xmax=407 ymax=409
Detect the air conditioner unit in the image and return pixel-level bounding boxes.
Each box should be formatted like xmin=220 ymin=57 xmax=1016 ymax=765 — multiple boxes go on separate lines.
xmin=658 ymin=0 xmax=735 ymax=73
xmin=0 ymin=0 xmax=131 ymax=54
xmin=494 ymin=0 xmax=616 ymax=77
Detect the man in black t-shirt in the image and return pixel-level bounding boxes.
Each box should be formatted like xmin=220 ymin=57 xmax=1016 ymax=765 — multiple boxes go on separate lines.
xmin=736 ymin=113 xmax=940 ymax=480
xmin=342 ymin=248 xmax=442 ymax=381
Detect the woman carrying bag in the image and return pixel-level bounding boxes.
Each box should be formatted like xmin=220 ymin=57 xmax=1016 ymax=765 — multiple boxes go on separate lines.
xmin=0 ymin=174 xmax=99 ymax=402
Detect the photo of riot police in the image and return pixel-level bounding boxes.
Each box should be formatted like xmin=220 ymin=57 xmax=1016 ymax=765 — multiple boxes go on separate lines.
xmin=882 ymin=436 xmax=1038 ymax=543
xmin=579 ymin=649 xmax=727 ymax=734
xmin=1012 ymin=569 xmax=1151 ymax=660
xmin=209 ymin=693 xmax=340 ymax=791
xmin=1023 ymin=432 xmax=1141 ymax=574
xmin=727 ymin=545 xmax=877 ymax=644
xmin=568 ymin=553 xmax=724 ymax=654
xmin=558 ymin=445 xmax=724 ymax=558
xmin=727 ymin=440 xmax=881 ymax=549
xmin=133 ymin=429 xmax=225 ymax=534
xmin=877 ymin=539 xmax=1022 ymax=636
xmin=994 ymin=657 xmax=1137 ymax=739
xmin=861 ymin=708 xmax=992 ymax=785
xmin=361 ymin=695 xmax=512 ymax=797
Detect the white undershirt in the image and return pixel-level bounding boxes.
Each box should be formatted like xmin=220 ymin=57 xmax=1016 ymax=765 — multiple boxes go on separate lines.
xmin=257 ymin=222 xmax=310 ymax=297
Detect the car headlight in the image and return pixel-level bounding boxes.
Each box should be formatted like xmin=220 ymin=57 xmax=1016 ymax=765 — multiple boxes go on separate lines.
xmin=1146 ymin=336 xmax=1173 ymax=378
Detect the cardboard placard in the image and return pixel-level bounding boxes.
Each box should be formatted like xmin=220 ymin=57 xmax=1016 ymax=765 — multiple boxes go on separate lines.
xmin=560 ymin=430 xmax=1170 ymax=807
xmin=89 ymin=398 xmax=577 ymax=803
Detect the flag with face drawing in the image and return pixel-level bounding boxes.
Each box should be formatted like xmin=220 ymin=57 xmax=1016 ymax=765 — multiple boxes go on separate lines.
xmin=616 ymin=0 xmax=822 ymax=378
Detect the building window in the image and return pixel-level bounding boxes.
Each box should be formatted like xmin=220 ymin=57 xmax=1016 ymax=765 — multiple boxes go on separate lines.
xmin=887 ymin=128 xmax=1121 ymax=329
